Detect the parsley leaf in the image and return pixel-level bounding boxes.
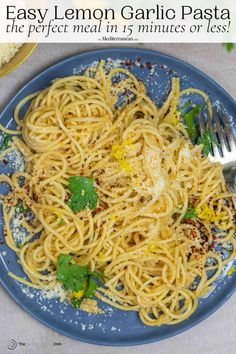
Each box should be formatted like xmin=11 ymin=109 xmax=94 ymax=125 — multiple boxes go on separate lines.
xmin=197 ymin=128 xmax=212 ymax=156
xmin=197 ymin=128 xmax=221 ymax=156
xmin=56 ymin=254 xmax=88 ymax=291
xmin=19 ymin=242 xmax=24 ymax=249
xmin=0 ymin=133 xmax=11 ymax=151
xmin=90 ymin=270 xmax=104 ymax=282
xmin=15 ymin=200 xmax=30 ymax=214
xmin=179 ymin=101 xmax=221 ymax=157
xmin=183 ymin=207 xmax=197 ymax=219
xmin=71 ymin=297 xmax=82 ymax=308
xmin=67 ymin=176 xmax=98 ymax=212
xmin=179 ymin=101 xmax=201 ymax=140
xmin=57 ymin=218 xmax=65 ymax=225
xmin=84 ymin=278 xmax=98 ymax=298
xmin=56 ymin=254 xmax=103 ymax=305
xmin=178 ymin=99 xmax=192 ymax=113
xmin=57 ymin=254 xmax=71 ymax=267
xmin=223 ymin=43 xmax=234 ymax=52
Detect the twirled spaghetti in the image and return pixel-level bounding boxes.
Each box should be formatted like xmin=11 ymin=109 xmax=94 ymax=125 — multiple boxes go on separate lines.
xmin=0 ymin=60 xmax=235 ymax=326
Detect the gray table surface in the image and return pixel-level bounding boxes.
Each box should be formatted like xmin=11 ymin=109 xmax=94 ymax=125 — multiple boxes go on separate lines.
xmin=0 ymin=43 xmax=236 ymax=354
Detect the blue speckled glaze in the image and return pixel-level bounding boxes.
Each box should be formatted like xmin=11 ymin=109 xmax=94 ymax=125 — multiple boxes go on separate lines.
xmin=0 ymin=48 xmax=236 ymax=346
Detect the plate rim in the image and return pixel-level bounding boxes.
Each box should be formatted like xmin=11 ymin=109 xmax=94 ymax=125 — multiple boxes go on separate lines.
xmin=0 ymin=47 xmax=236 ymax=346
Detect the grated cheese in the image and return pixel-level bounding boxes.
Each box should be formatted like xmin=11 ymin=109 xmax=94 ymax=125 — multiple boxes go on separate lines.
xmin=181 ymin=144 xmax=191 ymax=159
xmin=10 ymin=216 xmax=28 ymax=244
xmin=80 ymin=298 xmax=103 ymax=314
xmin=4 ymin=149 xmax=25 ymax=173
xmin=40 ymin=284 xmax=67 ymax=302
xmin=151 ymin=177 xmax=165 ymax=197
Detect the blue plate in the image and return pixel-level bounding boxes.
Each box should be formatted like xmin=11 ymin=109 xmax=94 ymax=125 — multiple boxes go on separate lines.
xmin=0 ymin=48 xmax=236 ymax=346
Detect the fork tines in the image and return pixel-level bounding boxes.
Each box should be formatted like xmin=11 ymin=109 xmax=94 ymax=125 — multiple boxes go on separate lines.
xmin=200 ymin=105 xmax=236 ymax=161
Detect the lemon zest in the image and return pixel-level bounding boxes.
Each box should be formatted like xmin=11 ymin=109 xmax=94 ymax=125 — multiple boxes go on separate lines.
xmin=111 ymin=139 xmax=132 ymax=173
xmin=196 ymin=204 xmax=224 ymax=223
xmin=119 ymin=160 xmax=131 ymax=172
xmin=150 ymin=203 xmax=166 ymax=212
xmin=72 ymin=283 xmax=86 ymax=300
xmin=143 ymin=243 xmax=156 ymax=255
xmin=111 ymin=144 xmax=125 ymax=160
xmin=98 ymin=252 xmax=105 ymax=260
xmin=226 ymin=265 xmax=236 ymax=277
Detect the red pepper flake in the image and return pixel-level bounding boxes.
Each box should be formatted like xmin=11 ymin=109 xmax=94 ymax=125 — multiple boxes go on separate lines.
xmin=145 ymin=62 xmax=153 ymax=70
xmin=123 ymin=59 xmax=134 ymax=67
xmin=200 ymin=234 xmax=208 ymax=245
xmin=92 ymin=207 xmax=102 ymax=216
xmin=190 ymin=228 xmax=197 ymax=237
xmin=208 ymin=242 xmax=214 ymax=250
xmin=184 ymin=219 xmax=196 ymax=226
xmin=125 ymin=88 xmax=130 ymax=96
xmin=2 ymin=159 xmax=8 ymax=165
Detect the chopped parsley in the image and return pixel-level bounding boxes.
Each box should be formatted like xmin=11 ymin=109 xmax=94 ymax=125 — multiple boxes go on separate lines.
xmin=179 ymin=101 xmax=202 ymax=140
xmin=56 ymin=254 xmax=88 ymax=291
xmin=178 ymin=99 xmax=192 ymax=113
xmin=57 ymin=218 xmax=65 ymax=225
xmin=71 ymin=297 xmax=82 ymax=308
xmin=67 ymin=176 xmax=98 ymax=212
xmin=84 ymin=278 xmax=98 ymax=298
xmin=197 ymin=128 xmax=213 ymax=156
xmin=179 ymin=101 xmax=220 ymax=156
xmin=197 ymin=128 xmax=221 ymax=156
xmin=183 ymin=207 xmax=197 ymax=219
xmin=15 ymin=200 xmax=30 ymax=214
xmin=19 ymin=242 xmax=24 ymax=249
xmin=223 ymin=43 xmax=234 ymax=52
xmin=56 ymin=254 xmax=102 ymax=308
xmin=0 ymin=133 xmax=11 ymax=151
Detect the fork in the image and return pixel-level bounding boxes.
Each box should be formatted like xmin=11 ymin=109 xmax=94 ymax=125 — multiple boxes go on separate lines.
xmin=199 ymin=105 xmax=236 ymax=208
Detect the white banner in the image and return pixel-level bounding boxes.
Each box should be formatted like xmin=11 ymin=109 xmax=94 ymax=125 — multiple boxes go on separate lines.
xmin=0 ymin=0 xmax=235 ymax=43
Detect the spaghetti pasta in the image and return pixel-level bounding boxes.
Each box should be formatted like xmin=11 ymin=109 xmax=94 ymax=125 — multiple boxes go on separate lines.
xmin=0 ymin=60 xmax=235 ymax=326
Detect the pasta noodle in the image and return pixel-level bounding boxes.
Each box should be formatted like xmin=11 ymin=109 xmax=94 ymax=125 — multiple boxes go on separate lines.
xmin=0 ymin=60 xmax=235 ymax=326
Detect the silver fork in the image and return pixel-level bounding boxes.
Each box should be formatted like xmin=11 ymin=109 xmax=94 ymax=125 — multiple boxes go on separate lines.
xmin=199 ymin=105 xmax=236 ymax=208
